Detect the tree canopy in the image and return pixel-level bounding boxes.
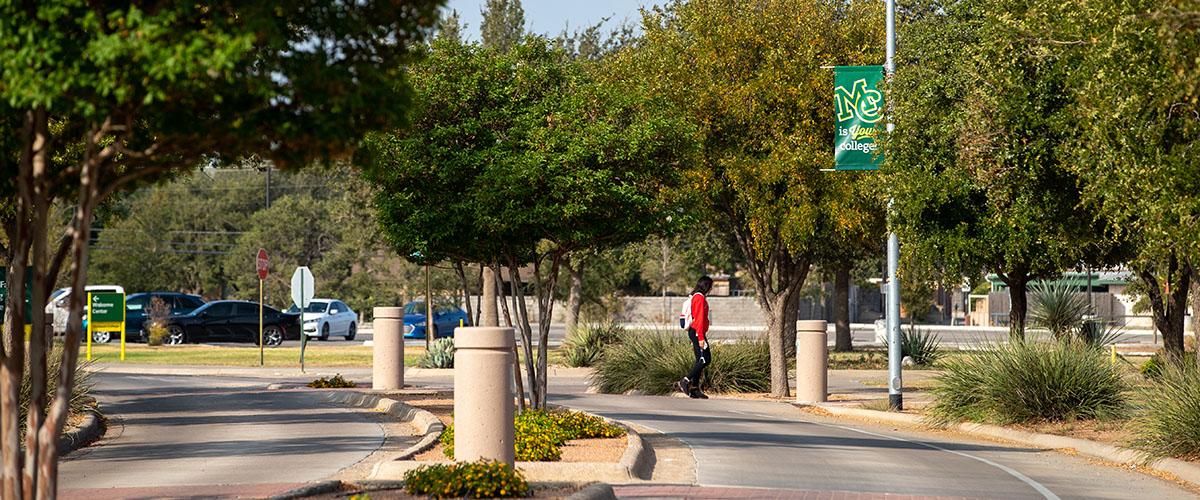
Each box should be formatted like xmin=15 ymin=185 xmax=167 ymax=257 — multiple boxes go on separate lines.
xmin=0 ymin=1 xmax=439 ymax=497
xmin=631 ymin=0 xmax=886 ymax=396
xmin=359 ymin=37 xmax=696 ymax=408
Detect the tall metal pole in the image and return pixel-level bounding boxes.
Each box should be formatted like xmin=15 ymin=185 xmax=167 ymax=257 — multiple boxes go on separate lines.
xmin=425 ymin=265 xmax=434 ymax=351
xmin=885 ymin=0 xmax=903 ymax=411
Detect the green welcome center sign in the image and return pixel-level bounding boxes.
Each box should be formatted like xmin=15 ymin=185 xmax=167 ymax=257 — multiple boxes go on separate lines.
xmin=88 ymin=292 xmax=125 ymax=331
xmin=834 ymin=65 xmax=885 ymax=170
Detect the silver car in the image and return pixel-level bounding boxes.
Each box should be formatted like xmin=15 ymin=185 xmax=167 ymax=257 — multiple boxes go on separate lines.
xmin=292 ymin=299 xmax=357 ymax=341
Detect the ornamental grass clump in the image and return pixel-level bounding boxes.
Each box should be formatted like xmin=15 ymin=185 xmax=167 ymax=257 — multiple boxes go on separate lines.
xmin=1134 ymin=360 xmax=1200 ymax=459
xmin=563 ymin=322 xmax=625 ymax=367
xmin=403 ymin=460 xmax=529 ymax=498
xmin=591 ymin=329 xmax=769 ymax=394
xmin=927 ymin=340 xmax=1126 ymax=426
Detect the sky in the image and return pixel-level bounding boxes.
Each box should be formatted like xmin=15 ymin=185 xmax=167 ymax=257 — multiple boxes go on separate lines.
xmin=441 ymin=0 xmax=664 ymax=40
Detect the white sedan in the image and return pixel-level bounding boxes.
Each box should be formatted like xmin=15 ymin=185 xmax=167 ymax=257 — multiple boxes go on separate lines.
xmin=291 ymin=299 xmax=357 ymax=341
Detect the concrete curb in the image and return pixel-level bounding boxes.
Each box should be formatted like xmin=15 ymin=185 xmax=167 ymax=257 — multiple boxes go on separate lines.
xmin=565 ymin=482 xmax=616 ymax=500
xmin=813 ymin=404 xmax=1200 ymax=488
xmin=319 ymin=390 xmax=445 ymax=459
xmin=370 ymin=412 xmax=648 ymax=483
xmin=59 ymin=408 xmax=104 ymax=454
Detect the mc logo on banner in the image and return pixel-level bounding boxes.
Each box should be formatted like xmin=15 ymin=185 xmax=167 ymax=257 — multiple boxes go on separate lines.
xmin=834 ymin=65 xmax=884 ymax=170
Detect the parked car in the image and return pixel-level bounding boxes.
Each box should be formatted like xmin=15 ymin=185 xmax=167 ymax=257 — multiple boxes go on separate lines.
xmin=118 ymin=292 xmax=206 ymax=343
xmin=144 ymin=300 xmax=300 ymax=346
xmin=402 ymin=301 xmax=469 ymax=339
xmin=286 ymin=299 xmax=357 ymax=341
xmin=45 ymin=285 xmax=125 ymax=338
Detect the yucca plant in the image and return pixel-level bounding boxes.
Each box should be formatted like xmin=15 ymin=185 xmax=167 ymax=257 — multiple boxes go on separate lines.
xmin=1028 ymin=281 xmax=1088 ymax=340
xmin=419 ymin=338 xmax=456 ymax=368
xmin=1076 ymin=319 xmax=1126 ymax=349
xmin=882 ymin=326 xmax=942 ymax=365
xmin=927 ymin=340 xmax=1126 ymax=425
xmin=562 ymin=322 xmax=625 ymax=367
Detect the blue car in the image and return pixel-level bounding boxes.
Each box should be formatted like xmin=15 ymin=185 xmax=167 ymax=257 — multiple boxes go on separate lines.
xmin=402 ymin=301 xmax=469 ymax=339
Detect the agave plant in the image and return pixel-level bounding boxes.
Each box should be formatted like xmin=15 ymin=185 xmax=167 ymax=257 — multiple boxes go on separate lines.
xmin=419 ymin=338 xmax=456 ymax=369
xmin=1029 ymin=281 xmax=1088 ymax=339
xmin=882 ymin=326 xmax=942 ymax=365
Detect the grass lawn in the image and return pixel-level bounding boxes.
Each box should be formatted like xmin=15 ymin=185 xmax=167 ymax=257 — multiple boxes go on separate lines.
xmin=83 ymin=343 xmax=425 ymax=368
xmin=82 ymin=343 xmax=569 ymax=368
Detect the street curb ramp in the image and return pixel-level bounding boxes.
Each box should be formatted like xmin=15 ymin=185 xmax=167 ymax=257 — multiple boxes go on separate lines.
xmin=815 ymin=404 xmax=1200 ymax=489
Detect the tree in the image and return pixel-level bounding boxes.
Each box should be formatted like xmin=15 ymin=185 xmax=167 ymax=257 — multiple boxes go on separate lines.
xmin=480 ymin=0 xmax=525 ymax=52
xmin=633 ymin=0 xmax=886 ymax=397
xmin=884 ymin=0 xmax=1117 ymax=340
xmin=360 ymin=38 xmax=696 ymax=409
xmin=439 ymin=9 xmax=466 ymax=43
xmin=0 ymin=2 xmax=438 ymax=497
xmin=1025 ymin=0 xmax=1200 ymax=360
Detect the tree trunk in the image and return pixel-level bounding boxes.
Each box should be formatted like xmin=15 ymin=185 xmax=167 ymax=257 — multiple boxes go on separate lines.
xmin=507 ymin=258 xmax=542 ymax=409
xmin=492 ymin=264 xmax=524 ymax=412
xmin=563 ymin=256 xmax=583 ymax=334
xmin=482 ymin=263 xmax=498 ymax=327
xmin=1140 ymin=257 xmax=1191 ymax=361
xmin=453 ymin=261 xmax=474 ymax=327
xmin=1189 ymin=262 xmax=1200 ymax=365
xmin=834 ymin=264 xmax=852 ymax=352
xmin=997 ymin=269 xmax=1030 ymax=341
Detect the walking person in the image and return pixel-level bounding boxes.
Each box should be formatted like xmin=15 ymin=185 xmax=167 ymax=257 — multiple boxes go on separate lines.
xmin=677 ymin=276 xmax=713 ymax=399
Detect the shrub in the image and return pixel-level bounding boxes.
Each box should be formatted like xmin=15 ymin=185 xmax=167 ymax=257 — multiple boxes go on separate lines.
xmin=441 ymin=409 xmax=625 ymax=461
xmin=1029 ymin=281 xmax=1088 ymax=339
xmin=145 ymin=296 xmax=172 ymax=346
xmin=562 ymin=322 xmax=625 ymax=367
xmin=20 ymin=341 xmax=94 ymax=433
xmin=1134 ymin=361 xmax=1200 ymax=459
xmin=307 ymin=374 xmax=356 ymax=388
xmin=882 ymin=326 xmax=942 ymax=365
xmin=1141 ymin=352 xmax=1196 ymax=379
xmin=1076 ymin=320 xmax=1126 ymax=349
xmin=927 ymin=340 xmax=1126 ymax=425
xmin=591 ymin=329 xmax=769 ymax=395
xmin=404 ymin=460 xmax=529 ymax=498
xmin=420 ymin=338 xmax=456 ymax=369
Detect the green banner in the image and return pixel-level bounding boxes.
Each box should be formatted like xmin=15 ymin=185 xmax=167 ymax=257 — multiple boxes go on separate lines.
xmin=0 ymin=266 xmax=34 ymax=325
xmin=89 ymin=292 xmax=125 ymax=326
xmin=834 ymin=65 xmax=885 ymax=170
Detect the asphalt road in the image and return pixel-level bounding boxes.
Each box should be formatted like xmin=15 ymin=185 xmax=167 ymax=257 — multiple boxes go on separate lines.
xmin=58 ymin=373 xmax=381 ymax=492
xmin=547 ymin=392 xmax=1196 ymax=499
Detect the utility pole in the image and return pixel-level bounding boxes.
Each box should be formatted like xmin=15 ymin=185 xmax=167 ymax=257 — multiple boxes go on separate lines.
xmin=885 ymin=0 xmax=902 ymax=412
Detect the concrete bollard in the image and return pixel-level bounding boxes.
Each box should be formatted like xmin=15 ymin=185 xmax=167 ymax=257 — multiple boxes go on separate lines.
xmin=795 ymin=320 xmax=828 ymax=403
xmin=372 ymin=307 xmax=405 ymax=391
xmin=454 ymin=326 xmax=516 ymax=466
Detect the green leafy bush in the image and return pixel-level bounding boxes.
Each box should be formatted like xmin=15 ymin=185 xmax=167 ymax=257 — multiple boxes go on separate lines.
xmin=441 ymin=409 xmax=625 ymax=461
xmin=1141 ymin=353 xmax=1196 ymax=379
xmin=882 ymin=326 xmax=942 ymax=365
xmin=927 ymin=340 xmax=1126 ymax=425
xmin=307 ymin=374 xmax=356 ymax=388
xmin=1134 ymin=361 xmax=1200 ymax=459
xmin=591 ymin=329 xmax=769 ymax=394
xmin=563 ymin=322 xmax=625 ymax=367
xmin=420 ymin=338 xmax=456 ymax=368
xmin=404 ymin=460 xmax=529 ymax=498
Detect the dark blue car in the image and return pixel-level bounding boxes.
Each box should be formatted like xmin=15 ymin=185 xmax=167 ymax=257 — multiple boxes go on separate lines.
xmin=402 ymin=301 xmax=469 ymax=339
xmin=88 ymin=292 xmax=205 ymax=344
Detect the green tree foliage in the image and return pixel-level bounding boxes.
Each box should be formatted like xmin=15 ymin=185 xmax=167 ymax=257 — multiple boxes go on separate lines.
xmin=480 ymin=0 xmax=526 ymax=52
xmin=884 ymin=0 xmax=1119 ymax=340
xmin=0 ymin=2 xmax=438 ymax=496
xmin=632 ymin=0 xmax=885 ymax=396
xmin=360 ymin=38 xmax=696 ymax=409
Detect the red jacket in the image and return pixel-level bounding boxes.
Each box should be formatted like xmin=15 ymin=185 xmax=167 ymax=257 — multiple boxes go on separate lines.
xmin=690 ymin=293 xmax=710 ymax=342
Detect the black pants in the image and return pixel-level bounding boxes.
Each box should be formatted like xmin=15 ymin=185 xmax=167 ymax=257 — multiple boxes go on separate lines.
xmin=686 ymin=328 xmax=711 ymax=387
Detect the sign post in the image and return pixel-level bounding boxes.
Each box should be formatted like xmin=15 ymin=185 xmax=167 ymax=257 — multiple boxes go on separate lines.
xmin=291 ymin=266 xmax=315 ymax=372
xmin=257 ymin=249 xmax=269 ymax=366
xmin=88 ymin=292 xmax=125 ymax=361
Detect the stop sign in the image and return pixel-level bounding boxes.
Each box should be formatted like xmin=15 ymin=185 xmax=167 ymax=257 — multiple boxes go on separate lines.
xmin=256 ymin=249 xmax=269 ymax=280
